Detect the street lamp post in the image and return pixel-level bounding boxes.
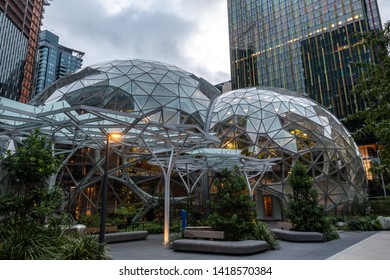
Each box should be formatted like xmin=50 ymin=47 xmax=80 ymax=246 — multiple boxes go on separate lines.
xmin=377 ymin=149 xmax=387 ymax=198
xmin=99 ymin=132 xmax=122 ymax=244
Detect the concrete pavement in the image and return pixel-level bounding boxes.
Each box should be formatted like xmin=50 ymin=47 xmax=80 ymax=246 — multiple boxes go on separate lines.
xmin=107 ymin=230 xmax=389 ymax=260
xmin=327 ymin=231 xmax=390 ymax=260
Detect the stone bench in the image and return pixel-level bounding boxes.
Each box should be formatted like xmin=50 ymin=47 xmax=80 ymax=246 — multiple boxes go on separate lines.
xmin=184 ymin=229 xmax=224 ymax=240
xmin=271 ymin=228 xmax=324 ymax=242
xmin=172 ymin=239 xmax=269 ymax=255
xmin=104 ymin=231 xmax=148 ymax=243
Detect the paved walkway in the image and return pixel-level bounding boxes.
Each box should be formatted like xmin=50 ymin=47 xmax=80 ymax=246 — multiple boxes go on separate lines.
xmin=108 ymin=230 xmax=390 ymax=260
xmin=327 ymin=231 xmax=390 ymax=260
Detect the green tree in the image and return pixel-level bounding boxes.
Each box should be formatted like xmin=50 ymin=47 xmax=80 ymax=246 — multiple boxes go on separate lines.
xmin=0 ymin=129 xmax=111 ymax=259
xmin=0 ymin=129 xmax=62 ymax=225
xmin=207 ymin=166 xmax=256 ymax=241
xmin=351 ymin=21 xmax=390 ymax=184
xmin=285 ymin=161 xmax=338 ymax=241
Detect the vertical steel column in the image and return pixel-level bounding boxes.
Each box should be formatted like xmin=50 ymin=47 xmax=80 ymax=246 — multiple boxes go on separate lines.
xmin=163 ymin=146 xmax=174 ymax=245
xmin=99 ymin=134 xmax=110 ymax=244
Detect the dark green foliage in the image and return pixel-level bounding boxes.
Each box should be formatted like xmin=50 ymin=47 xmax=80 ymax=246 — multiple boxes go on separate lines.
xmin=0 ymin=130 xmax=109 ymax=259
xmin=170 ymin=219 xmax=182 ymax=233
xmin=369 ymin=197 xmax=390 ymax=216
xmin=0 ymin=223 xmax=63 ymax=260
xmin=207 ymin=166 xmax=256 ymax=241
xmin=252 ymin=221 xmax=279 ymax=250
xmin=3 ymin=129 xmax=60 ymax=184
xmin=0 ymin=225 xmax=112 ymax=260
xmin=77 ymin=213 xmax=101 ymax=227
xmin=142 ymin=221 xmax=163 ymax=234
xmin=285 ymin=161 xmax=339 ymax=241
xmin=1 ymin=129 xmax=63 ymax=225
xmin=345 ymin=216 xmax=383 ymax=231
xmin=61 ymin=234 xmax=111 ymax=260
xmin=142 ymin=219 xmax=180 ymax=234
xmin=350 ymin=21 xmax=390 ymax=187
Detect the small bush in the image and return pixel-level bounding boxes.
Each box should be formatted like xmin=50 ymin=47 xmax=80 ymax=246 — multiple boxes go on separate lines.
xmin=369 ymin=198 xmax=390 ymax=216
xmin=285 ymin=162 xmax=339 ymax=241
xmin=170 ymin=219 xmax=182 ymax=233
xmin=252 ymin=221 xmax=279 ymax=250
xmin=61 ymin=234 xmax=111 ymax=260
xmin=77 ymin=213 xmax=101 ymax=227
xmin=143 ymin=221 xmax=163 ymax=234
xmin=346 ymin=216 xmax=383 ymax=231
xmin=0 ymin=224 xmax=62 ymax=260
xmin=0 ymin=130 xmax=111 ymax=260
xmin=321 ymin=217 xmax=340 ymax=241
xmin=207 ymin=166 xmax=256 ymax=241
xmin=0 ymin=224 xmax=112 ymax=260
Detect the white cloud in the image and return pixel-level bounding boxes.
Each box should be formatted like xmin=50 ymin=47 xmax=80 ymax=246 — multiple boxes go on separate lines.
xmin=42 ymin=0 xmax=390 ymax=86
xmin=96 ymin=0 xmax=153 ymax=15
xmin=378 ymin=0 xmax=390 ymax=24
xmin=43 ymin=0 xmax=231 ymax=84
xmin=182 ymin=1 xmax=230 ymax=81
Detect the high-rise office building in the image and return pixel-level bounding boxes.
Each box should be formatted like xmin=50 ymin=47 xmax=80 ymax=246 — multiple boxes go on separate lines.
xmin=0 ymin=0 xmax=51 ymax=102
xmin=228 ymin=0 xmax=382 ymax=121
xmin=35 ymin=30 xmax=84 ymax=95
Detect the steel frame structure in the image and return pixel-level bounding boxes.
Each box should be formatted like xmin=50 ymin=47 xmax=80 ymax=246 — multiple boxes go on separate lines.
xmin=0 ymin=97 xmax=221 ymax=243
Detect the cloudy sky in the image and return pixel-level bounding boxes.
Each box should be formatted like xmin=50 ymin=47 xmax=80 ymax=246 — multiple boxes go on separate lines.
xmin=42 ymin=0 xmax=390 ymax=85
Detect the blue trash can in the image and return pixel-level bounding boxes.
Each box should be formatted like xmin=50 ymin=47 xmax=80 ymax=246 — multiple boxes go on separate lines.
xmin=180 ymin=209 xmax=187 ymax=231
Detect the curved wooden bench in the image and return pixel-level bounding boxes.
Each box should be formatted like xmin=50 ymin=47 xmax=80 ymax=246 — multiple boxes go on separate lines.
xmin=104 ymin=231 xmax=148 ymax=243
xmin=271 ymin=228 xmax=324 ymax=242
xmin=172 ymin=239 xmax=269 ymax=255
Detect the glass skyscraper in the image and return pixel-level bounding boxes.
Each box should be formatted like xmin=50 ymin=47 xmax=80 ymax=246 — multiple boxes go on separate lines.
xmin=228 ymin=0 xmax=382 ymax=121
xmin=0 ymin=0 xmax=50 ymax=102
xmin=35 ymin=30 xmax=84 ymax=95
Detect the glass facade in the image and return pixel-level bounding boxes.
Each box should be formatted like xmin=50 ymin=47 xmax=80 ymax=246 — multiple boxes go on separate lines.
xmin=228 ymin=0 xmax=382 ymax=120
xmin=0 ymin=0 xmax=49 ymax=102
xmin=35 ymin=30 xmax=84 ymax=95
xmin=208 ymin=87 xmax=366 ymax=214
xmin=0 ymin=11 xmax=28 ymax=100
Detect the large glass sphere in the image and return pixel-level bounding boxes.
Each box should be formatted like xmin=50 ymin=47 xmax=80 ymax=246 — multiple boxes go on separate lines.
xmin=207 ymin=87 xmax=366 ymax=213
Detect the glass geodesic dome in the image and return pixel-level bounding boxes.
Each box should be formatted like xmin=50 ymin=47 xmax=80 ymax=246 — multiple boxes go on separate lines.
xmin=207 ymin=87 xmax=366 ymax=214
xmin=19 ymin=60 xmax=366 ymax=219
xmin=32 ymin=59 xmax=220 ymax=128
xmin=27 ymin=59 xmax=221 ymax=220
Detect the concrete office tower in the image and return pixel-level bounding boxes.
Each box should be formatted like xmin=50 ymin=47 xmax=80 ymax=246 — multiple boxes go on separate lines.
xmin=35 ymin=30 xmax=84 ymax=95
xmin=0 ymin=0 xmax=51 ymax=102
xmin=228 ymin=0 xmax=382 ymax=121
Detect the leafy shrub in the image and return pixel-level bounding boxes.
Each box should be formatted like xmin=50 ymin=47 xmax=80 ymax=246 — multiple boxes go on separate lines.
xmin=369 ymin=198 xmax=390 ymax=216
xmin=0 ymin=224 xmax=112 ymax=260
xmin=61 ymin=234 xmax=111 ymax=260
xmin=346 ymin=216 xmax=383 ymax=231
xmin=207 ymin=166 xmax=256 ymax=241
xmin=252 ymin=221 xmax=279 ymax=250
xmin=143 ymin=221 xmax=163 ymax=234
xmin=285 ymin=162 xmax=339 ymax=241
xmin=0 ymin=130 xmax=111 ymax=260
xmin=0 ymin=224 xmax=62 ymax=260
xmin=321 ymin=216 xmax=340 ymax=241
xmin=77 ymin=213 xmax=101 ymax=227
xmin=170 ymin=219 xmax=182 ymax=233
